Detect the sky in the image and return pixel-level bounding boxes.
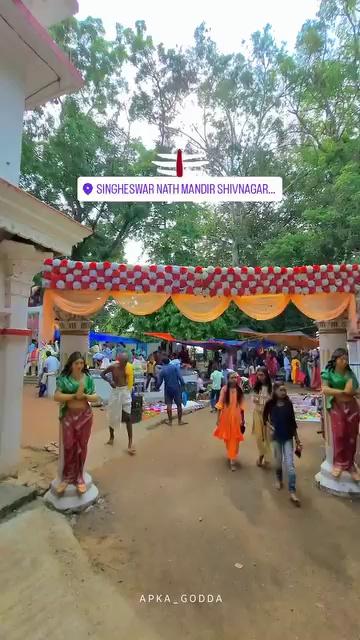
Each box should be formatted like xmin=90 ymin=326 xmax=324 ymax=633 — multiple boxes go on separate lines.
xmin=78 ymin=0 xmax=319 ymax=53
xmin=77 ymin=0 xmax=320 ymax=263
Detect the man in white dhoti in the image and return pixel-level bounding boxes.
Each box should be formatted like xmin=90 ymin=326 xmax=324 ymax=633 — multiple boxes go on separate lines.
xmin=101 ymin=353 xmax=135 ymax=454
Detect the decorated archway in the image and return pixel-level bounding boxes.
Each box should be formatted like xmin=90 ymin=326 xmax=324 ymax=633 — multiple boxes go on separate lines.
xmin=41 ymin=259 xmax=359 ymax=340
xmin=40 ymin=258 xmax=360 ymax=497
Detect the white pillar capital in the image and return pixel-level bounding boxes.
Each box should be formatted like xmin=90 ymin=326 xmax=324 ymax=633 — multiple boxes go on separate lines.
xmin=56 ymin=309 xmax=91 ymax=368
xmin=55 ymin=308 xmax=92 ymax=336
xmin=0 ymin=240 xmax=52 ymax=294
xmin=318 ymin=316 xmax=348 ymax=336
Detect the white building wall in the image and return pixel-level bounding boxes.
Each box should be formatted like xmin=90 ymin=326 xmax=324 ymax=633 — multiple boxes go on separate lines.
xmin=0 ymin=55 xmax=25 ymax=184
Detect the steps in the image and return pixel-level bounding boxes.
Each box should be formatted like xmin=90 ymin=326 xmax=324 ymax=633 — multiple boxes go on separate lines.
xmin=23 ymin=375 xmax=38 ymax=385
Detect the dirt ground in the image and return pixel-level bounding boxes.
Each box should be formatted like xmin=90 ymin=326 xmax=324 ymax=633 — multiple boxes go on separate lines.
xmin=70 ymin=403 xmax=360 ymax=640
xmin=0 ymin=506 xmax=161 ymax=640
xmin=16 ymin=388 xmax=360 ymax=639
xmin=21 ymin=384 xmax=107 ymax=449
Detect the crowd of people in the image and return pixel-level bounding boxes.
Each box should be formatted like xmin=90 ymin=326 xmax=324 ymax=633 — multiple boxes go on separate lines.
xmin=25 ymin=339 xmax=61 ymax=397
xmin=207 ymin=346 xmax=321 ymax=391
xmin=212 ymin=348 xmax=360 ymax=507
xmin=27 ymin=332 xmax=360 ymax=510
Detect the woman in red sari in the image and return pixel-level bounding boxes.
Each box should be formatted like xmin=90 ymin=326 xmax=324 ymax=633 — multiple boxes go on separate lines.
xmin=321 ymin=348 xmax=360 ymax=480
xmin=266 ymin=350 xmax=279 ymax=380
xmin=213 ymin=371 xmax=245 ymax=471
xmin=54 ymin=352 xmax=98 ymax=495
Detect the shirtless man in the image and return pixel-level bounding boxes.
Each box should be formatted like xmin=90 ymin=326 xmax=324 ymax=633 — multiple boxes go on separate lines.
xmin=101 ymin=352 xmax=135 ymax=454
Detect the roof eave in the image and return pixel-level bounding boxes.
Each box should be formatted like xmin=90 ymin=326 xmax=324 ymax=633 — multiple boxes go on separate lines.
xmin=0 ymin=178 xmax=91 ymax=255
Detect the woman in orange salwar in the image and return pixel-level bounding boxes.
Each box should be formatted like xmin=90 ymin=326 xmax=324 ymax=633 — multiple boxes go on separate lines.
xmin=213 ymin=371 xmax=245 ymax=471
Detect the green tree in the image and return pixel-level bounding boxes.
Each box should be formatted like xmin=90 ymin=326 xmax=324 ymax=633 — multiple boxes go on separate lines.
xmin=20 ymin=17 xmax=155 ymax=261
xmin=262 ymin=0 xmax=360 ymax=265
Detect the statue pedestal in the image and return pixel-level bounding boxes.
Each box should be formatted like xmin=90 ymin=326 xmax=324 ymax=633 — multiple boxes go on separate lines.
xmin=44 ymin=472 xmax=99 ymax=512
xmin=315 ymin=460 xmax=360 ymax=498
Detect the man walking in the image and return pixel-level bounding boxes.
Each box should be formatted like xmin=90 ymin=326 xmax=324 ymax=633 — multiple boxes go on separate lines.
xmin=145 ymin=353 xmax=156 ymax=390
xmin=101 ymin=353 xmax=135 ymax=453
xmin=210 ymin=364 xmax=223 ymax=412
xmin=156 ymin=357 xmax=187 ymax=426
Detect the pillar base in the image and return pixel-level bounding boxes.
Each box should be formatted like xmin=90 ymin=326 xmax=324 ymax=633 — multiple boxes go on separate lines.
xmin=44 ymin=472 xmax=99 ymax=512
xmin=315 ymin=460 xmax=360 ymax=498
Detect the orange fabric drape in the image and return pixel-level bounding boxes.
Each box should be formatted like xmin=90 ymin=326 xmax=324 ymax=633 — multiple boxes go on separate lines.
xmin=42 ymin=290 xmax=169 ymax=342
xmin=291 ymin=292 xmax=353 ymax=321
xmin=41 ymin=290 xmax=110 ymax=342
xmin=112 ymin=291 xmax=170 ymax=315
xmin=172 ymin=294 xmax=231 ymax=322
xmin=41 ymin=289 xmax=355 ymax=342
xmin=233 ymin=294 xmax=290 ymax=320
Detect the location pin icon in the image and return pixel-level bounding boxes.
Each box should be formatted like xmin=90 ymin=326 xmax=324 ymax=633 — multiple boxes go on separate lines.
xmin=83 ymin=182 xmax=93 ymax=195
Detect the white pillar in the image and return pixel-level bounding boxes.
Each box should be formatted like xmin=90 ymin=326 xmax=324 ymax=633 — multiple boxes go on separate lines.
xmin=0 ymin=55 xmax=26 ymax=184
xmin=56 ymin=312 xmax=91 ymax=369
xmin=0 ymin=240 xmax=52 ymax=478
xmin=347 ymin=294 xmax=360 ymax=382
xmin=348 ymin=339 xmax=360 ymax=383
xmin=315 ymin=315 xmax=360 ymax=497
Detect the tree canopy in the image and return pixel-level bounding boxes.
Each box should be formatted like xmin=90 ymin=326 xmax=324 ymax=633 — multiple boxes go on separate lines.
xmin=21 ymin=1 xmax=360 ymax=338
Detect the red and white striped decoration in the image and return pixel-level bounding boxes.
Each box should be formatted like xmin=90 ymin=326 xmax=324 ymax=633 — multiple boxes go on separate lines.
xmin=41 ymin=260 xmax=360 ymax=296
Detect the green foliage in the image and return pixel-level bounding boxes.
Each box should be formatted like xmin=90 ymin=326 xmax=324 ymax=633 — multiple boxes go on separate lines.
xmin=20 ymin=17 xmax=154 ymax=261
xmin=94 ymin=300 xmax=313 ymax=341
xmin=20 ymin=3 xmax=360 ymax=337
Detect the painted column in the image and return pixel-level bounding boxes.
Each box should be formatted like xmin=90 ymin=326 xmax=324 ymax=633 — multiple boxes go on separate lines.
xmin=0 ymin=240 xmax=52 ymax=478
xmin=315 ymin=314 xmax=360 ymax=496
xmin=56 ymin=311 xmax=91 ymax=369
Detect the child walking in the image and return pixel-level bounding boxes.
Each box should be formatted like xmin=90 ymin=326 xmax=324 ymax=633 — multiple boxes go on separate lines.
xmin=213 ymin=372 xmax=245 ymax=471
xmin=263 ymin=383 xmax=302 ymax=506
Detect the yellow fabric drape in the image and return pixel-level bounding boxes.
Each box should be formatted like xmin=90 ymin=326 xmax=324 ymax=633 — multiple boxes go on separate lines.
xmin=42 ymin=290 xmax=169 ymax=342
xmin=41 ymin=290 xmax=110 ymax=342
xmin=111 ymin=291 xmax=170 ymax=315
xmin=291 ymin=292 xmax=353 ymax=321
xmin=172 ymin=294 xmax=231 ymax=322
xmin=233 ymin=294 xmax=290 ymax=320
xmin=41 ymin=289 xmax=355 ymax=341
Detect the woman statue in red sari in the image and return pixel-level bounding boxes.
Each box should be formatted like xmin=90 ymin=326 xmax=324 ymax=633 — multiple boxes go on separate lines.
xmin=54 ymin=352 xmax=98 ymax=496
xmin=321 ymin=348 xmax=360 ymax=481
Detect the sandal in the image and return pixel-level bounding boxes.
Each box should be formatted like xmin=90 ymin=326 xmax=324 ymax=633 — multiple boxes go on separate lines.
xmin=56 ymin=481 xmax=68 ymax=496
xmin=331 ymin=467 xmax=342 ymax=479
xmin=229 ymin=461 xmax=236 ymax=472
xmin=77 ymin=483 xmax=87 ymax=495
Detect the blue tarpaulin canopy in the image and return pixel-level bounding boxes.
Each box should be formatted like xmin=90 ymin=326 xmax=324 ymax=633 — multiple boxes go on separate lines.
xmin=241 ymin=339 xmax=276 ymax=349
xmin=89 ymin=332 xmax=144 ymax=346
